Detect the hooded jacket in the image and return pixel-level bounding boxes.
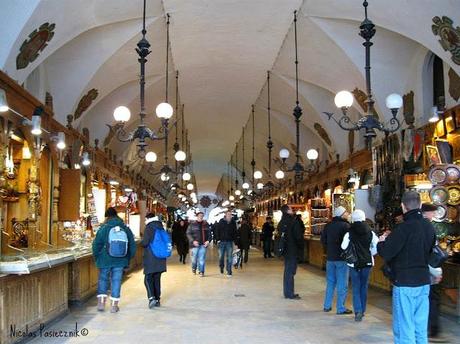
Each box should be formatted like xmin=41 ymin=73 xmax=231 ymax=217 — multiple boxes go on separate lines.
xmin=341 ymin=221 xmax=378 ymax=269
xmin=377 ymin=209 xmax=436 ymax=287
xmin=141 ymin=218 xmax=167 ymax=274
xmin=92 ymin=216 xmax=137 ymax=269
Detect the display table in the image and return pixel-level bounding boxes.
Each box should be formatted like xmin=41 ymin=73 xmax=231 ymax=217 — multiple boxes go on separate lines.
xmin=0 ymin=240 xmax=144 ymax=344
xmin=441 ymin=260 xmax=460 ymax=321
xmin=305 ymin=236 xmax=326 ymax=269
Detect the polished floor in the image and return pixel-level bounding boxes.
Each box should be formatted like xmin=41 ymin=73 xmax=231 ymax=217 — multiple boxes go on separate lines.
xmin=30 ymin=246 xmax=459 ymax=344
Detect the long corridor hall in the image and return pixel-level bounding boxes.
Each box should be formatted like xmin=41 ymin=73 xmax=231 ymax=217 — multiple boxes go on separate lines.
xmin=28 ymin=248 xmax=459 ymax=344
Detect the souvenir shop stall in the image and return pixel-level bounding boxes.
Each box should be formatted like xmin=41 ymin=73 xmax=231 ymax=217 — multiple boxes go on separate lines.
xmin=0 ymin=71 xmax=166 ymax=343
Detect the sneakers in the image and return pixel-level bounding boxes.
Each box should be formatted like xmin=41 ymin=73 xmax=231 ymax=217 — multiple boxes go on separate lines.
xmin=154 ymin=300 xmax=161 ymax=307
xmin=148 ymin=298 xmax=156 ymax=309
xmin=198 ymin=272 xmax=204 ymax=277
xmin=337 ymin=309 xmax=353 ymax=315
xmin=429 ymin=335 xmax=451 ymax=343
xmin=97 ymin=296 xmax=106 ymax=312
xmin=323 ymin=308 xmax=332 ymax=312
xmin=110 ymin=301 xmax=120 ymax=313
xmin=192 ymin=269 xmax=196 ymax=275
xmin=354 ymin=312 xmax=363 ymax=322
xmin=226 ymin=273 xmax=232 ymax=278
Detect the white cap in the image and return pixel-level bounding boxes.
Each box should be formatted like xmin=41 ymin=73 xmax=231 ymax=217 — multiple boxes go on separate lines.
xmin=334 ymin=206 xmax=347 ymax=217
xmin=351 ymin=209 xmax=366 ymax=222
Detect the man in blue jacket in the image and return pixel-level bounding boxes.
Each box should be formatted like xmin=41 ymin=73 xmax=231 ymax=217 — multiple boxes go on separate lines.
xmin=378 ymin=191 xmax=436 ymax=344
xmin=92 ymin=207 xmax=137 ymax=313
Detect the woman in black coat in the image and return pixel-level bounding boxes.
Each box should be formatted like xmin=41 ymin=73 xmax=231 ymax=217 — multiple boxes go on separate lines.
xmin=172 ymin=219 xmax=189 ymax=264
xmin=141 ymin=213 xmax=167 ymax=309
xmin=237 ymin=218 xmax=252 ymax=267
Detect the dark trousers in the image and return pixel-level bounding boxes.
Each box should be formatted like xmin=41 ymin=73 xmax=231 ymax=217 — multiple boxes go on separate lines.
xmin=144 ymin=272 xmax=162 ymax=300
xmin=429 ymin=284 xmax=441 ymax=336
xmin=283 ymin=255 xmax=297 ymax=298
xmin=263 ymin=240 xmax=272 ymax=257
xmin=239 ymin=248 xmax=249 ymax=266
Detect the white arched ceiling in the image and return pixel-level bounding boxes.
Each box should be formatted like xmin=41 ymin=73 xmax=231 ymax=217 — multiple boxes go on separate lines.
xmin=0 ymin=0 xmax=459 ymax=196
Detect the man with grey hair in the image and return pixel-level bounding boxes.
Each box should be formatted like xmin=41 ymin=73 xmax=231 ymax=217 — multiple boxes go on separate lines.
xmin=378 ymin=191 xmax=436 ymax=344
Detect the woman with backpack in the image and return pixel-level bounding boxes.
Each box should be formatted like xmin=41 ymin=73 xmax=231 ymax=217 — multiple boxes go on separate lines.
xmin=92 ymin=207 xmax=137 ymax=313
xmin=341 ymin=209 xmax=378 ymax=322
xmin=141 ymin=213 xmax=167 ymax=309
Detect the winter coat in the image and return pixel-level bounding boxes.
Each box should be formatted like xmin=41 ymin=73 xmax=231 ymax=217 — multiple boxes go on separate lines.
xmin=341 ymin=222 xmax=378 ymax=269
xmin=186 ymin=220 xmax=211 ymax=245
xmin=321 ymin=217 xmax=349 ymax=261
xmin=141 ymin=220 xmax=167 ymax=274
xmin=237 ymin=223 xmax=252 ymax=249
xmin=92 ymin=217 xmax=137 ymax=269
xmin=278 ymin=214 xmax=303 ymax=259
xmin=215 ymin=218 xmax=237 ymax=242
xmin=172 ymin=221 xmax=189 ymax=255
xmin=377 ymin=209 xmax=436 ymax=287
xmin=262 ymin=221 xmax=274 ymax=242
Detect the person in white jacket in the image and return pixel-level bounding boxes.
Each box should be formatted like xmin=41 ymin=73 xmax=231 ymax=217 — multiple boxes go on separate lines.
xmin=341 ymin=209 xmax=379 ymax=322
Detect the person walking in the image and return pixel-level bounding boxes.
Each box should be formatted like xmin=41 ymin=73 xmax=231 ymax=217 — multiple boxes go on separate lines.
xmin=341 ymin=209 xmax=379 ymax=321
xmin=216 ymin=210 xmax=237 ymax=276
xmin=279 ymin=204 xmax=304 ymax=299
xmin=320 ymin=206 xmax=352 ymax=315
xmin=422 ymin=203 xmax=449 ymax=343
xmin=141 ymin=213 xmax=167 ymax=309
xmin=378 ymin=191 xmax=436 ymax=344
xmin=237 ymin=217 xmax=252 ymax=267
xmin=186 ymin=212 xmax=211 ymax=277
xmin=262 ymin=217 xmax=275 ymax=258
xmin=172 ymin=219 xmax=189 ymax=264
xmin=92 ymin=207 xmax=136 ymax=313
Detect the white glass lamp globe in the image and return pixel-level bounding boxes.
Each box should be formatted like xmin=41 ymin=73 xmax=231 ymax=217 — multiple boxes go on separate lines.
xmin=257 ymin=182 xmax=264 ymax=190
xmin=160 ymin=173 xmax=170 ymax=181
xmin=247 ymin=190 xmax=253 ymax=195
xmin=235 ymin=189 xmax=242 ymax=196
xmin=182 ymin=172 xmax=191 ymax=181
xmin=229 ymin=195 xmax=235 ymax=201
xmin=242 ymin=182 xmax=250 ymax=189
xmin=82 ymin=152 xmax=91 ymax=166
xmin=113 ymin=106 xmax=131 ymax=122
xmin=385 ymin=93 xmax=403 ymax=110
xmin=0 ymin=89 xmax=8 ymax=112
xmin=279 ymin=148 xmax=290 ymax=159
xmin=306 ymin=148 xmax=319 ymax=161
xmin=187 ymin=183 xmax=194 ymax=191
xmin=174 ymin=150 xmax=186 ymax=162
xmin=275 ymin=170 xmax=285 ymax=179
xmin=334 ymin=90 xmax=354 ymax=108
xmin=156 ymin=102 xmax=173 ymax=119
xmin=254 ymin=170 xmax=263 ymax=180
xmin=190 ymin=192 xmax=196 ymax=198
xmin=56 ymin=132 xmax=66 ymax=150
xmin=145 ymin=151 xmax=157 ymax=162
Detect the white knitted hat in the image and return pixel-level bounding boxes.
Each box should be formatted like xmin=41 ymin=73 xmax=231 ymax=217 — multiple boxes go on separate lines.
xmin=334 ymin=206 xmax=347 ymax=217
xmin=351 ymin=209 xmax=366 ymax=222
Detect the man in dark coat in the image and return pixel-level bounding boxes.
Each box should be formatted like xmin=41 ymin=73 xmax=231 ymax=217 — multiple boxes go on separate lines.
xmin=378 ymin=191 xmax=436 ymax=343
xmin=237 ymin=217 xmax=252 ymax=267
xmin=278 ymin=204 xmax=304 ymax=299
xmin=320 ymin=206 xmax=352 ymax=314
xmin=141 ymin=213 xmax=167 ymax=308
xmin=172 ymin=219 xmax=189 ymax=264
xmin=215 ymin=210 xmax=237 ymax=276
xmin=262 ymin=217 xmax=275 ymax=258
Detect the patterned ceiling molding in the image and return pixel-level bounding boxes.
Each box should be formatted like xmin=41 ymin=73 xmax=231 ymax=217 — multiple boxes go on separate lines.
xmin=351 ymin=88 xmax=379 ymax=118
xmin=313 ymin=123 xmax=332 ymax=146
xmin=74 ymin=89 xmax=98 ymax=120
xmin=432 ymin=16 xmax=460 ymax=65
xmin=16 ymin=22 xmax=55 ymax=70
xmin=200 ymin=195 xmax=211 ymax=208
xmin=403 ymin=91 xmax=415 ymax=128
xmin=448 ymin=68 xmax=460 ymax=101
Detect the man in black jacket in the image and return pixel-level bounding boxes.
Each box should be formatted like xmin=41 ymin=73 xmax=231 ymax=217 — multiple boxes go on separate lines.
xmin=320 ymin=206 xmax=352 ymax=314
xmin=262 ymin=217 xmax=275 ymax=258
xmin=378 ymin=191 xmax=436 ymax=344
xmin=216 ymin=211 xmax=237 ymax=277
xmin=279 ymin=204 xmax=304 ymax=299
xmin=186 ymin=212 xmax=211 ymax=277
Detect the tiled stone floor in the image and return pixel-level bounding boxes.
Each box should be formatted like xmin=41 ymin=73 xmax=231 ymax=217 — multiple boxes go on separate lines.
xmin=29 ymin=246 xmax=459 ymax=343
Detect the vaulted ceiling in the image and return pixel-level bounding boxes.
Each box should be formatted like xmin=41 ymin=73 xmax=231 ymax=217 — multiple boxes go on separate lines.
xmin=1 ymin=0 xmax=459 ymax=196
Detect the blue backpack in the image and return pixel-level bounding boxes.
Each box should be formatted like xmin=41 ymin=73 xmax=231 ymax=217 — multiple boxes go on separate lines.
xmin=149 ymin=224 xmax=172 ymax=259
xmin=107 ymin=226 xmax=129 ymax=257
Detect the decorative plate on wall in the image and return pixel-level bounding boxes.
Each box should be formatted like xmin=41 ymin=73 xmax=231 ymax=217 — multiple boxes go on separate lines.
xmin=430 ymin=186 xmax=449 ymax=205
xmin=433 ymin=204 xmax=447 ymax=222
xmin=445 ymin=165 xmax=460 ymax=184
xmin=447 ymin=186 xmax=460 ymax=205
xmin=429 ymin=165 xmax=447 ymax=185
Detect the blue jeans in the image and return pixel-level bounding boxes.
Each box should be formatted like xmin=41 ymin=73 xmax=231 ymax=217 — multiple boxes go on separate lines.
xmin=219 ymin=241 xmax=233 ymax=274
xmin=97 ymin=267 xmax=124 ymax=300
xmin=350 ymin=267 xmax=371 ymax=314
xmin=393 ymin=285 xmax=430 ymax=344
xmin=323 ymin=261 xmax=349 ymax=313
xmin=191 ymin=245 xmax=207 ymax=273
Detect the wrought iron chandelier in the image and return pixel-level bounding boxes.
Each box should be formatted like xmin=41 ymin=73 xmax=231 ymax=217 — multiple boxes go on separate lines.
xmin=111 ymin=1 xmax=176 ymax=159
xmin=275 ymin=11 xmax=318 ymax=184
xmin=323 ymin=0 xmax=403 ymax=148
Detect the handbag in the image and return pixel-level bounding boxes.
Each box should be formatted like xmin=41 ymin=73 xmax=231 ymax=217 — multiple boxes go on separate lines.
xmin=340 ymin=241 xmax=358 ymax=265
xmin=428 ymin=244 xmax=449 ymax=268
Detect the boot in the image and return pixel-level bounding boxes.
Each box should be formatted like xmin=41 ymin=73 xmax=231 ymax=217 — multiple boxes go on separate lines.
xmin=97 ymin=295 xmax=106 ymax=312
xmin=110 ymin=300 xmax=120 ymax=313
